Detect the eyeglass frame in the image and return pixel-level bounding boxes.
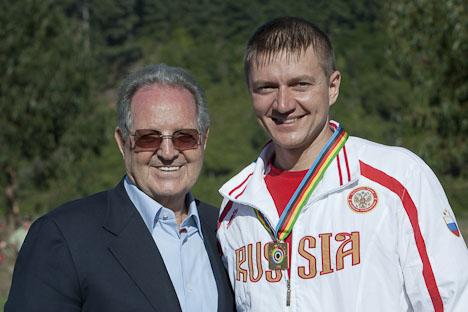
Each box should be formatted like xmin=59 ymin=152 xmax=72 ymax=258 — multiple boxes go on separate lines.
xmin=127 ymin=128 xmax=202 ymax=152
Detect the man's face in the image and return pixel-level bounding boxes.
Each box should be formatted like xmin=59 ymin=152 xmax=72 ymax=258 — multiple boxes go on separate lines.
xmin=248 ymin=47 xmax=340 ymax=153
xmin=115 ymin=84 xmax=207 ymax=204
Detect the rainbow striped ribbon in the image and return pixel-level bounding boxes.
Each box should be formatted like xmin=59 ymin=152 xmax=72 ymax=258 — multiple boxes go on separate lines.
xmin=256 ymin=125 xmax=349 ymax=241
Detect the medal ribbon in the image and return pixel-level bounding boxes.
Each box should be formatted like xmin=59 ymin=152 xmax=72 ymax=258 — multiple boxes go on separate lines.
xmin=255 ymin=125 xmax=349 ymax=241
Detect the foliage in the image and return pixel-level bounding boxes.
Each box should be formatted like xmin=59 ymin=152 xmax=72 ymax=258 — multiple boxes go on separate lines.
xmin=90 ymin=0 xmax=141 ymax=83
xmin=1 ymin=0 xmax=466 ymax=217
xmin=0 ymin=0 xmax=107 ymax=222
xmin=384 ymin=0 xmax=467 ymax=210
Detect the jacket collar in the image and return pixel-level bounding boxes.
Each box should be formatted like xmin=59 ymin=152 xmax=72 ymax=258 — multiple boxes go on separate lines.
xmin=219 ymin=136 xmax=360 ymax=225
xmin=103 ymin=179 xmax=182 ymax=312
xmin=103 ymin=180 xmax=137 ymax=236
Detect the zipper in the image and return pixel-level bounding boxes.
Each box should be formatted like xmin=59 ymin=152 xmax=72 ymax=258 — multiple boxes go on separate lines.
xmin=286 ymin=278 xmax=291 ymax=306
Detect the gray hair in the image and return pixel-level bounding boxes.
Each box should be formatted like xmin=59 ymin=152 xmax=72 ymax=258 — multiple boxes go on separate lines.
xmin=117 ymin=64 xmax=210 ymax=139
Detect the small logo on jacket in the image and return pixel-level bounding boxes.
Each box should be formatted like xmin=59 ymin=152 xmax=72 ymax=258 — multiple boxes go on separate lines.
xmin=443 ymin=209 xmax=460 ymax=237
xmin=348 ymin=186 xmax=378 ymax=213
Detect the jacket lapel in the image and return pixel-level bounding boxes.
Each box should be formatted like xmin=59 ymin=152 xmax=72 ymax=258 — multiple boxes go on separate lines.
xmin=104 ymin=181 xmax=182 ymax=312
xmin=197 ymin=201 xmax=233 ymax=312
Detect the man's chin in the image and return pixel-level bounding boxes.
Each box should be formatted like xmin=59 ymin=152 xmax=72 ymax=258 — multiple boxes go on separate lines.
xmin=149 ymin=187 xmax=188 ymax=203
xmin=271 ymin=137 xmax=308 ymax=151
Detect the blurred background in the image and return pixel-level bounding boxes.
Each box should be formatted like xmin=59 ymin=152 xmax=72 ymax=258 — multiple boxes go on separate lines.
xmin=0 ymin=0 xmax=466 ymax=305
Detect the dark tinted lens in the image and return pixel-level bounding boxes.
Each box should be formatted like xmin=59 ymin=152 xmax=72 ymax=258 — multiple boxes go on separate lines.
xmin=134 ymin=133 xmax=162 ymax=150
xmin=132 ymin=129 xmax=199 ymax=151
xmin=173 ymin=130 xmax=199 ymax=150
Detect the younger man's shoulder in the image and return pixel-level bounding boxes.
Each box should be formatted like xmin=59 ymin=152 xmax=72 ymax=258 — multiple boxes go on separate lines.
xmin=349 ymin=136 xmax=433 ymax=178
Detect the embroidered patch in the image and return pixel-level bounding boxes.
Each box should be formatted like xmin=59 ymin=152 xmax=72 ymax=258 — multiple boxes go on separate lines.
xmin=443 ymin=209 xmax=460 ymax=237
xmin=348 ymin=186 xmax=378 ymax=213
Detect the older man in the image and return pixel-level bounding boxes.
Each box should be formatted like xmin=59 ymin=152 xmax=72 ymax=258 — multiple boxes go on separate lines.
xmin=217 ymin=17 xmax=468 ymax=311
xmin=6 ymin=64 xmax=234 ymax=312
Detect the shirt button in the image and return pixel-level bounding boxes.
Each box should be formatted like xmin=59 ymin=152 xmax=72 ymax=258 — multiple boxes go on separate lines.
xmin=162 ymin=214 xmax=168 ymax=220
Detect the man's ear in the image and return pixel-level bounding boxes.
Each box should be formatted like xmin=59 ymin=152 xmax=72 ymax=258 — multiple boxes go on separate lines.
xmin=202 ymin=128 xmax=209 ymax=151
xmin=328 ymin=70 xmax=341 ymax=106
xmin=114 ymin=127 xmax=126 ymax=158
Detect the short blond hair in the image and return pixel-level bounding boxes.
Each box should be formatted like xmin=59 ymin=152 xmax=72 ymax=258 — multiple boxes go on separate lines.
xmin=244 ymin=16 xmax=336 ymax=83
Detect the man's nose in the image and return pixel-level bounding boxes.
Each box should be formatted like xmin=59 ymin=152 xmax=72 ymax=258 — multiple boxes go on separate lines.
xmin=157 ymin=137 xmax=179 ymax=160
xmin=273 ymin=86 xmax=295 ymax=113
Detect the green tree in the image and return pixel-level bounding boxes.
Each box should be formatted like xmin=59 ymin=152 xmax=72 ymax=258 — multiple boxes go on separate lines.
xmin=384 ymin=0 xmax=467 ymax=211
xmin=0 ymin=0 xmax=107 ymax=227
xmin=90 ymin=0 xmax=140 ymax=83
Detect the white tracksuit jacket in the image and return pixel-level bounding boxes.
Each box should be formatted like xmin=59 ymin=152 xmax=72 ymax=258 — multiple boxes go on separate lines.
xmin=217 ymin=135 xmax=468 ymax=312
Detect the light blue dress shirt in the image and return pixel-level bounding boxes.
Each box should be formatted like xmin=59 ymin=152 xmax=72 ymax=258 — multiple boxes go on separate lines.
xmin=124 ymin=177 xmax=218 ymax=312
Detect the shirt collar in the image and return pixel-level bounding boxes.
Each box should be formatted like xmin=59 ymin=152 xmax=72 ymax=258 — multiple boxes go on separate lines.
xmin=123 ymin=176 xmax=203 ymax=238
xmin=183 ymin=192 xmax=203 ymax=237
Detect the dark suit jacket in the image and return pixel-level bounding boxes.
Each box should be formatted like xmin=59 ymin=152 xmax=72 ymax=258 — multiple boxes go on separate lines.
xmin=5 ymin=180 xmax=234 ymax=312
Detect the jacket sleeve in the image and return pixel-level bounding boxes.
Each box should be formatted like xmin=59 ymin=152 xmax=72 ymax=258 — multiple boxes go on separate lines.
xmin=5 ymin=216 xmax=82 ymax=312
xmin=398 ymin=159 xmax=468 ymax=312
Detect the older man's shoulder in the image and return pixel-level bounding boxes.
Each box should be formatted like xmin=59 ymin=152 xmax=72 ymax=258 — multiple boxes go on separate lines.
xmin=41 ymin=181 xmax=125 ymax=231
xmin=48 ymin=189 xmax=109 ymax=221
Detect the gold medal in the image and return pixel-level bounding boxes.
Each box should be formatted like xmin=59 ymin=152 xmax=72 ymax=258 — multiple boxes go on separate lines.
xmin=266 ymin=241 xmax=289 ymax=270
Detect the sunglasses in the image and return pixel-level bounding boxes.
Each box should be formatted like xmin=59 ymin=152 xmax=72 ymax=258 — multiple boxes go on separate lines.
xmin=129 ymin=129 xmax=201 ymax=152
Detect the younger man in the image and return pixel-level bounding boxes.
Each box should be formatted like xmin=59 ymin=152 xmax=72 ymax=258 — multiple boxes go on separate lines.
xmin=217 ymin=17 xmax=468 ymax=312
